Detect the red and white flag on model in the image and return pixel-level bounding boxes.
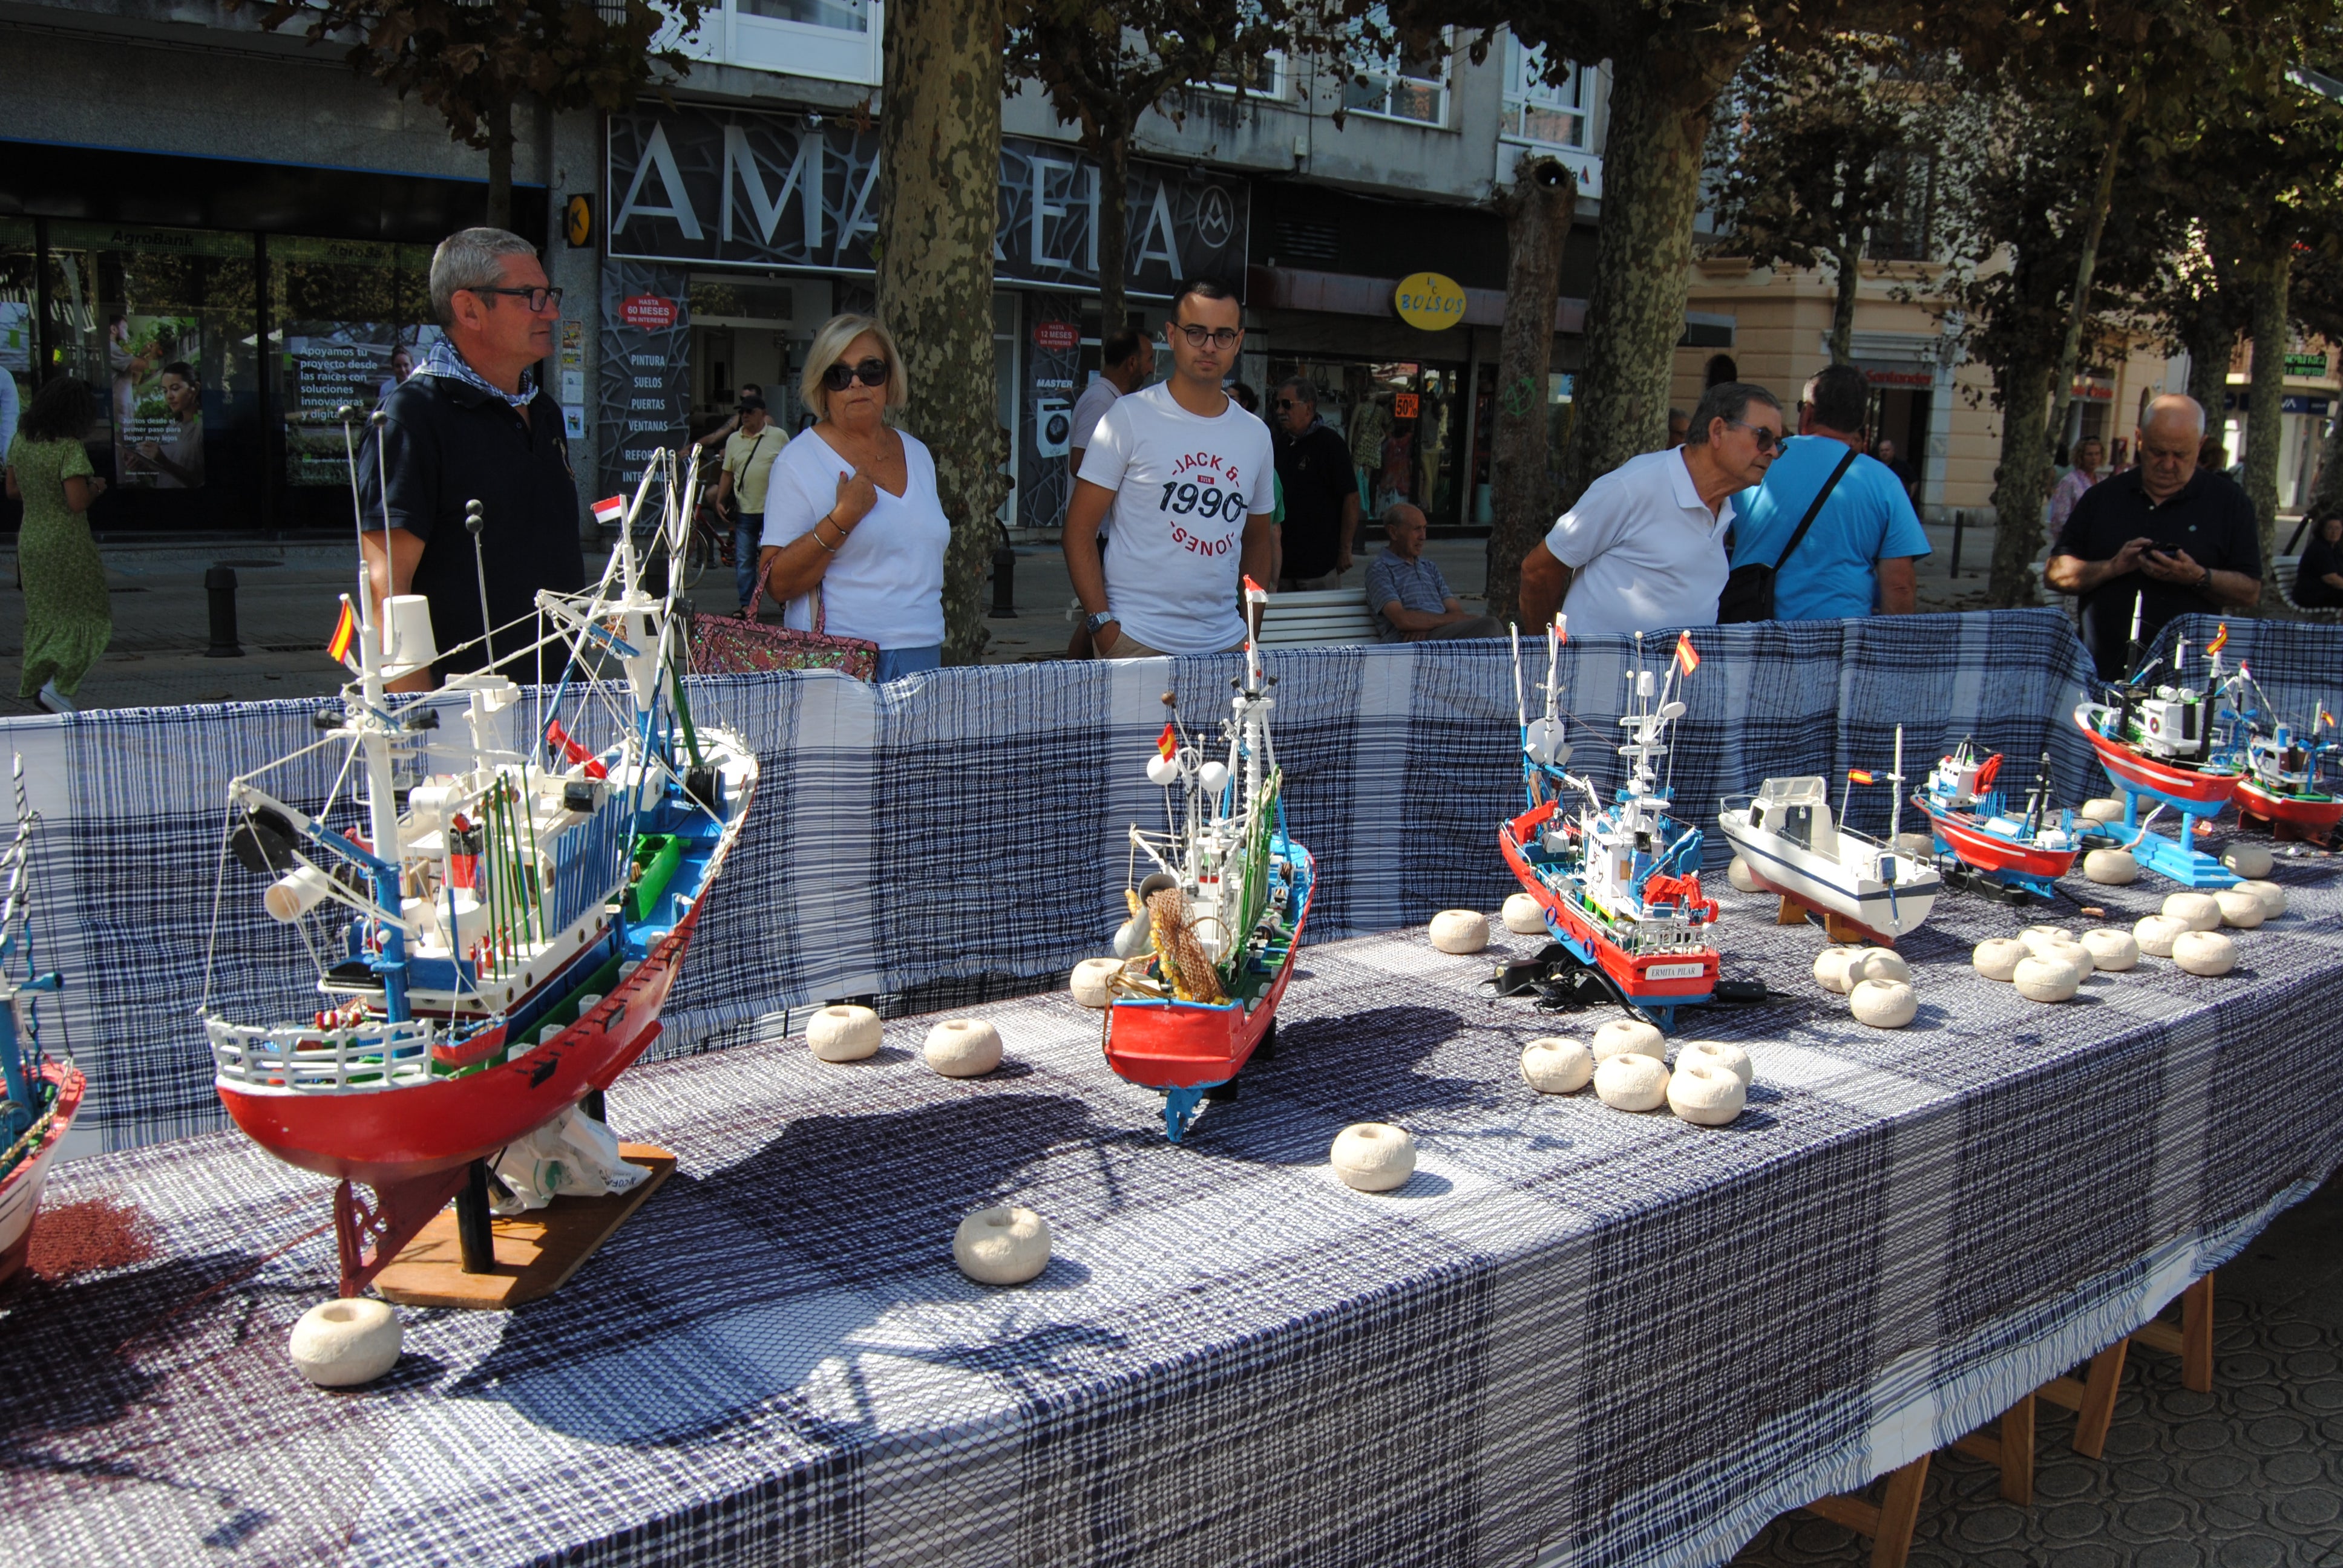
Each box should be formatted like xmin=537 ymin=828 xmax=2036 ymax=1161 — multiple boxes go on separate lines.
xmin=592 ymin=495 xmax=626 ymax=528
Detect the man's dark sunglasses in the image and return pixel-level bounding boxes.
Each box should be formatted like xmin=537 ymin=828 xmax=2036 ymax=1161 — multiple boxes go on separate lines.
xmin=822 ymin=357 xmax=890 ymax=391
xmin=1275 ymin=398 xmax=1306 ymax=411
xmin=469 ymin=284 xmax=564 ymax=313
xmin=1726 ymin=417 xmax=1783 ymax=452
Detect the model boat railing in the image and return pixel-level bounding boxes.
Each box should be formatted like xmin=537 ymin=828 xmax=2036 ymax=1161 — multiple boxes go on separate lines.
xmin=208 ymin=1016 xmax=442 ymax=1091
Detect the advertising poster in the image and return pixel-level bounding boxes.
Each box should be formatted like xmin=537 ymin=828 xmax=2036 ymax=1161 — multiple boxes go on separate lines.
xmin=109 ymin=312 xmax=206 ymax=490
xmin=280 ymin=324 xmax=440 ymax=485
xmin=596 ymin=258 xmax=692 ymax=501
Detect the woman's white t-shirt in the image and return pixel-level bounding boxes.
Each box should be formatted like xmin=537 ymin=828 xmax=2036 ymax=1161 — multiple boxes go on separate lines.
xmin=762 ymin=425 xmax=949 ymax=650
xmin=1077 ymin=382 xmax=1275 ymax=655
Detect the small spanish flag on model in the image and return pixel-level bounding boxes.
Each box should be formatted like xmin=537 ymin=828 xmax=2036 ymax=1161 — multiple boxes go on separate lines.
xmin=2321 ymin=704 xmax=2336 ymax=731
xmin=327 ymin=596 xmax=358 ymax=668
xmin=1158 ymin=721 xmax=1178 ymax=761
xmin=1849 ymin=768 xmax=1875 ymax=784
xmin=2206 ymin=622 xmax=2230 ymax=656
xmin=1674 ymin=630 xmax=1699 ymax=675
xmin=592 ymin=495 xmax=626 ymax=529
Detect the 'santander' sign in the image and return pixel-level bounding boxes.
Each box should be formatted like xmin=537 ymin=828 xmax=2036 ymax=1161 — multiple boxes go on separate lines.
xmin=607 ymin=106 xmax=1250 ymax=300
xmin=1392 ymin=272 xmax=1467 ymax=331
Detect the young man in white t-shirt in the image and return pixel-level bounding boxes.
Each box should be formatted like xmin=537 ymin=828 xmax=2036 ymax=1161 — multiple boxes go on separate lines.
xmin=1064 ymin=281 xmax=1275 ymax=658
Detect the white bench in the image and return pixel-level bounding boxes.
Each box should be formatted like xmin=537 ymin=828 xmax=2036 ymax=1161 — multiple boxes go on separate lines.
xmin=1254 ymin=589 xmax=1383 ymax=648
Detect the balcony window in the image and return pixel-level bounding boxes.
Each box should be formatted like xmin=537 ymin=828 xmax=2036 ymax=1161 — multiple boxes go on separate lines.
xmin=669 ymin=0 xmax=882 ymax=84
xmin=1203 ymin=50 xmax=1288 ymax=100
xmin=1501 ymin=34 xmax=1588 ymax=149
xmin=1343 ymin=14 xmax=1448 ymax=126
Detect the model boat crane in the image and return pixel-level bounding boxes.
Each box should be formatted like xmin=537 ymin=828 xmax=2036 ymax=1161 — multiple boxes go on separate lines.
xmin=1104 ymin=583 xmax=1315 ymax=1143
xmin=1496 ymin=621 xmax=1722 ymax=1032
xmin=0 ymin=757 xmax=80 ymax=1287
xmin=1915 ymin=739 xmax=2080 ymax=904
xmin=2074 ymin=612 xmax=2241 ymax=887
xmin=1719 ymin=725 xmax=1941 ymax=945
xmin=206 ymin=426 xmax=758 ymax=1298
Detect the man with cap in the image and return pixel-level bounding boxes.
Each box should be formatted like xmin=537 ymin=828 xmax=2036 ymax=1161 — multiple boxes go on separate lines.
xmin=715 ymin=391 xmax=779 ymax=615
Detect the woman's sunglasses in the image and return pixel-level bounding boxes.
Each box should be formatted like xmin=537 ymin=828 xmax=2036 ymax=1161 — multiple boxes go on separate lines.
xmin=823 ymin=358 xmax=890 ymax=392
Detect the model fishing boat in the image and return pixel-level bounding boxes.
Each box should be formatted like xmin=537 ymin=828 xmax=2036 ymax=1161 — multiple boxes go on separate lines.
xmin=208 ymin=431 xmax=758 ymax=1296
xmin=1497 ymin=622 xmax=1720 ymax=1031
xmin=1104 ymin=585 xmax=1314 ymax=1143
xmin=0 ymin=758 xmax=80 ymax=1287
xmin=1719 ymin=725 xmax=1941 ymax=945
xmin=2074 ymin=615 xmax=2240 ymax=886
xmin=1916 ymin=739 xmax=2079 ymax=903
xmin=2220 ymin=669 xmax=2343 ymax=842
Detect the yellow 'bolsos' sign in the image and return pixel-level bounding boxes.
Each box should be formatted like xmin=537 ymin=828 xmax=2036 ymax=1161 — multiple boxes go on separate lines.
xmin=1392 ymin=272 xmax=1467 ymax=331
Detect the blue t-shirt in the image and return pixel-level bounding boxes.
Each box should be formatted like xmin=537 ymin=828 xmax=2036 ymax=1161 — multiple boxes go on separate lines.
xmin=1730 ymin=437 xmax=1931 ymax=621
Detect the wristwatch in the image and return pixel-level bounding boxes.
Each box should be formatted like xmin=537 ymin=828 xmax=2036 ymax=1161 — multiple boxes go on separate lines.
xmin=1084 ymin=610 xmax=1119 ymax=636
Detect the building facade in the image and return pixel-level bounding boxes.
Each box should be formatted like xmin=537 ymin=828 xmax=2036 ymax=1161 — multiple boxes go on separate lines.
xmin=1 ymin=2 xmax=1618 ymax=542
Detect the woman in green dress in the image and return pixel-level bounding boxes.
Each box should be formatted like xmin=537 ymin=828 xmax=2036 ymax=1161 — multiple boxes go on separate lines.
xmin=2 ymin=377 xmax=110 ymax=713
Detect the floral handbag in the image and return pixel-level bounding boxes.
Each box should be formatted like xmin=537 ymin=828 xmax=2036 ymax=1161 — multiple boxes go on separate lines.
xmin=688 ymin=580 xmax=877 ymax=681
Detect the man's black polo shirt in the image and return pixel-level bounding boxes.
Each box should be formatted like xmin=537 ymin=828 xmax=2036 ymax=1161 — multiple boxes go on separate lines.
xmin=358 ymin=373 xmax=585 ymax=679
xmin=2051 ymin=466 xmax=2259 ymax=679
xmin=1273 ymin=422 xmax=1359 ymax=580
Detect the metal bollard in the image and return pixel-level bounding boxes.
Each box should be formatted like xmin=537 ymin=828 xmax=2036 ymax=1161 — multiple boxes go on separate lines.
xmin=1948 ymin=511 xmax=1965 ymax=580
xmin=203 ymin=565 xmax=244 ymax=658
xmin=990 ymin=538 xmax=1017 ymax=618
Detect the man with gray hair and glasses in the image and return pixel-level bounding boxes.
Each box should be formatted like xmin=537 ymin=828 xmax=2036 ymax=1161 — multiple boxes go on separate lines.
xmin=358 ymin=226 xmax=583 ymax=689
xmin=2048 ymin=393 xmax=2259 ymax=678
xmin=1519 ymin=381 xmax=1784 ymax=633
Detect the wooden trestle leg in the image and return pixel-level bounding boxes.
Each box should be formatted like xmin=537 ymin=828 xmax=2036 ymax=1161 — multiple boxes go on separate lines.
xmin=455 ymin=1158 xmax=496 ymax=1274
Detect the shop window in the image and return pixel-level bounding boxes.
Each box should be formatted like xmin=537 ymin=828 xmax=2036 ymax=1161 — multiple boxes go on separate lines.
xmin=1343 ymin=13 xmax=1449 ymax=127
xmin=1500 ymin=35 xmax=1588 ymax=149
xmin=44 ymin=220 xmax=258 ymax=521
xmin=269 ymin=237 xmax=438 ymax=488
xmin=1272 ymin=354 xmax=1467 ymax=526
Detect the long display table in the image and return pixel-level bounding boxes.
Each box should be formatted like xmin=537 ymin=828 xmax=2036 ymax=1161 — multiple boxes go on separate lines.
xmin=4 ymin=835 xmax=2335 ymax=1566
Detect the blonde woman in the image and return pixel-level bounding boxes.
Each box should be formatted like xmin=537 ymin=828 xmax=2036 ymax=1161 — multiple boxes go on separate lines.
xmin=761 ymin=315 xmax=949 ymax=681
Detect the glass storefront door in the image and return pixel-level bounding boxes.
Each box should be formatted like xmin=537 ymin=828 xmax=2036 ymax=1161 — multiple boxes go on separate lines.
xmin=269 ymin=236 xmax=439 ymax=517
xmin=44 ymin=220 xmax=259 ymax=528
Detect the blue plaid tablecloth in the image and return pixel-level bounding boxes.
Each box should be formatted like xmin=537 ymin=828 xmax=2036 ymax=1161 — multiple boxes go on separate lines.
xmin=13 ymin=607 xmax=2108 ymax=1152
xmin=4 ymin=835 xmax=2337 ymax=1567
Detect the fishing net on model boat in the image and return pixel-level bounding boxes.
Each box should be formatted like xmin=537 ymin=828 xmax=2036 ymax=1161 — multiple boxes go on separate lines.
xmin=1145 ymin=886 xmax=1227 ymax=1005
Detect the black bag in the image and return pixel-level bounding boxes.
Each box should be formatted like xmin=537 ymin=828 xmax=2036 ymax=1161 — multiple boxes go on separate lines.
xmin=1715 ymin=446 xmax=1859 ymax=624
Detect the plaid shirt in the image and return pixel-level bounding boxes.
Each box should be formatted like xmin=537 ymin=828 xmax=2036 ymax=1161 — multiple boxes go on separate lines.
xmin=415 ymin=337 xmax=537 ymax=411
xmin=1363 ymin=547 xmax=1455 ymax=641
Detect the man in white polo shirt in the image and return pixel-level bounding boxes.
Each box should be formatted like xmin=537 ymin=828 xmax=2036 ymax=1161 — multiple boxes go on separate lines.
xmin=1064 ymin=279 xmax=1276 ymax=658
xmin=1519 ymin=382 xmax=1785 ymax=634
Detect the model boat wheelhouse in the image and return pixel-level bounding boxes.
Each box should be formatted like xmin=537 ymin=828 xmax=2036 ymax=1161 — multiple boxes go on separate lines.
xmin=1104 ymin=584 xmax=1314 ymax=1144
xmin=208 ymin=438 xmax=758 ymax=1296
xmin=1916 ymin=739 xmax=2079 ymax=900
xmin=1719 ymin=727 xmax=1940 ymax=944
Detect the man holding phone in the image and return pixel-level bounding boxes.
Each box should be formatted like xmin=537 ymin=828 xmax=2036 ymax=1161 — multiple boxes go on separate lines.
xmin=2046 ymin=394 xmax=2259 ymax=679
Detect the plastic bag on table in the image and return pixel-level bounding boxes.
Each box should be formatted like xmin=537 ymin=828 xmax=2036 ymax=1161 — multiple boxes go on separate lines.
xmin=490 ymin=1106 xmax=649 ymax=1215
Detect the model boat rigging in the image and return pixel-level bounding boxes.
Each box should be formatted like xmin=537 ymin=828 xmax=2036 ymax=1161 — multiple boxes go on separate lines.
xmin=207 ymin=420 xmax=758 ymax=1297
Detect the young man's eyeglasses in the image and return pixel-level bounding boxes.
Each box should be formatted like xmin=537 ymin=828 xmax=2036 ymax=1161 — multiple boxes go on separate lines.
xmin=467 ymin=285 xmax=565 ymax=313
xmin=1726 ymin=419 xmax=1783 ymax=452
xmin=822 ymin=358 xmax=890 ymax=391
xmin=1173 ymin=324 xmax=1241 ymax=349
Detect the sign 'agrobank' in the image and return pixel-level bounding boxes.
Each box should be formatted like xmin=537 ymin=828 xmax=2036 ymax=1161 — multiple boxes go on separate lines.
xmin=606 ymin=106 xmax=1250 ymax=299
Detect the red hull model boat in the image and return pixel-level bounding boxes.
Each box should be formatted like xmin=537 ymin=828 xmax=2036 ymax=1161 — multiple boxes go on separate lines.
xmin=0 ymin=759 xmax=79 ymax=1287
xmin=2074 ymin=707 xmax=2242 ymax=812
xmin=2234 ymin=777 xmax=2343 ymax=835
xmin=1498 ymin=800 xmax=1717 ymax=1016
xmin=1103 ymin=602 xmax=1314 ymax=1143
xmin=2074 ymin=620 xmax=2241 ymax=887
xmin=1915 ymin=740 xmax=2079 ymax=903
xmin=209 ymin=443 xmax=757 ymax=1296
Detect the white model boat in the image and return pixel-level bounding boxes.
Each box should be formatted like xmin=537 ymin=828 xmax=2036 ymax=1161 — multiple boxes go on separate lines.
xmin=1718 ymin=725 xmax=1940 ymax=944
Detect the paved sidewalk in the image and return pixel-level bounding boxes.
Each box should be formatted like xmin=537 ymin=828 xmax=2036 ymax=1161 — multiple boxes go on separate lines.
xmin=1735 ymin=1173 xmax=2343 ymax=1567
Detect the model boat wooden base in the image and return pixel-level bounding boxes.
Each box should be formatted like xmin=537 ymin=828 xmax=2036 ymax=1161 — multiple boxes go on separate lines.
xmin=373 ymin=1143 xmax=673 ymax=1310
xmin=1775 ymin=893 xmax=1886 ymax=947
xmin=2238 ymin=807 xmax=2334 ymax=844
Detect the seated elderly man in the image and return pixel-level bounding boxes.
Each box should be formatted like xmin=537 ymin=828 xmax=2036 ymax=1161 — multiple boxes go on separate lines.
xmin=1365 ymin=503 xmax=1502 ymax=642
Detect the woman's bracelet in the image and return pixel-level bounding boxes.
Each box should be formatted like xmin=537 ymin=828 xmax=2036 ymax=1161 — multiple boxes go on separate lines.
xmin=812 ymin=514 xmax=843 ymax=552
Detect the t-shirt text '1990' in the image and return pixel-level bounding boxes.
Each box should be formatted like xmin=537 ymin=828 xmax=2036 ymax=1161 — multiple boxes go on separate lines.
xmin=1077 ymin=381 xmax=1275 ymax=655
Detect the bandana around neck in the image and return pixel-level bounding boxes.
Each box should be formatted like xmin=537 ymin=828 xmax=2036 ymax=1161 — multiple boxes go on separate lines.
xmin=415 ymin=338 xmax=536 ymax=410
